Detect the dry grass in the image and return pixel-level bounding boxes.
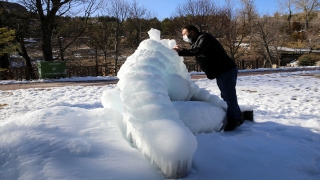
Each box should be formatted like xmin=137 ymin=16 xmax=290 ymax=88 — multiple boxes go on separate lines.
xmin=0 ymin=104 xmax=8 ymax=108
xmin=284 ymin=42 xmax=308 ymax=49
xmin=309 ymin=53 xmax=320 ymax=61
xmin=314 ymin=44 xmax=320 ymax=50
xmin=1 ymin=92 xmax=13 ymax=96
xmin=34 ymin=88 xmax=52 ymax=91
xmin=298 ymin=53 xmax=320 ymax=61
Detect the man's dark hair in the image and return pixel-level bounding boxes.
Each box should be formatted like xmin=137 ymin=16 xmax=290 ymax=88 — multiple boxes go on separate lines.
xmin=182 ymin=25 xmax=199 ymax=33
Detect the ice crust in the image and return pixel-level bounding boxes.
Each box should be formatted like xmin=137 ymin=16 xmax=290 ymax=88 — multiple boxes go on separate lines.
xmin=108 ymin=28 xmax=227 ymax=178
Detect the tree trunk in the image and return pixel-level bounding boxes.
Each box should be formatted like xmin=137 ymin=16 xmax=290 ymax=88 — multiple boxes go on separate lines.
xmin=0 ymin=53 xmax=10 ymax=68
xmin=262 ymin=59 xmax=267 ymax=68
xmin=40 ymin=23 xmax=54 ymax=61
xmin=18 ymin=39 xmax=36 ymax=79
xmin=114 ymin=26 xmax=120 ymax=75
xmin=95 ymin=48 xmax=98 ymax=76
xmin=58 ymin=37 xmax=65 ymax=61
xmin=265 ymin=47 xmax=273 ymax=68
xmin=305 ymin=13 xmax=309 ymax=30
xmin=115 ymin=48 xmax=118 ymax=75
xmin=41 ymin=40 xmax=54 ymax=61
xmin=305 ymin=19 xmax=308 ymax=30
xmin=104 ymin=50 xmax=107 ymax=64
xmin=287 ymin=10 xmax=292 ymax=26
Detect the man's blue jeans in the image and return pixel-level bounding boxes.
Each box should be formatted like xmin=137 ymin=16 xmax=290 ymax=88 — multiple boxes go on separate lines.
xmin=216 ymin=67 xmax=242 ymax=120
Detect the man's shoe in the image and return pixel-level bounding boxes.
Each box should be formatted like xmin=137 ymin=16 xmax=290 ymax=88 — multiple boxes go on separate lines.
xmin=224 ymin=120 xmax=241 ymax=131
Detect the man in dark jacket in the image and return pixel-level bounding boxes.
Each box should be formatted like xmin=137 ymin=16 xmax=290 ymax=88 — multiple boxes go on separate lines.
xmin=173 ymin=25 xmax=242 ymax=131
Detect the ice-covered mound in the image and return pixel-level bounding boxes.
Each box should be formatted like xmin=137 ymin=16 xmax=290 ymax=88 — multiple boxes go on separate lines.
xmin=172 ymin=101 xmax=226 ymax=133
xmin=117 ymin=29 xmax=196 ymax=178
xmin=103 ymin=28 xmax=227 ymax=178
xmin=117 ymin=30 xmax=193 ymax=101
xmin=102 ymin=88 xmax=227 ymax=134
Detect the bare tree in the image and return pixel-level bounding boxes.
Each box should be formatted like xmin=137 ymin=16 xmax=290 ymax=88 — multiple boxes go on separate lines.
xmin=293 ymin=0 xmax=320 ymax=30
xmin=52 ymin=1 xmax=100 ymax=61
xmin=19 ymin=0 xmax=99 ymax=61
xmin=125 ymin=0 xmax=153 ymax=48
xmin=173 ymin=0 xmax=216 ymax=34
xmin=172 ymin=0 xmax=257 ymax=62
xmin=85 ymin=16 xmax=118 ymax=64
xmin=106 ymin=0 xmax=130 ymax=74
xmin=252 ymin=17 xmax=284 ymax=67
xmin=277 ymin=0 xmax=295 ymax=26
xmin=239 ymin=0 xmax=259 ymax=50
xmin=220 ymin=0 xmax=257 ymax=61
xmin=172 ymin=0 xmax=230 ymax=56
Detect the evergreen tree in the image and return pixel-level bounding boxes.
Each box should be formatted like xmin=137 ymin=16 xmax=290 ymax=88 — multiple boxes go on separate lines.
xmin=0 ymin=27 xmax=17 ymax=56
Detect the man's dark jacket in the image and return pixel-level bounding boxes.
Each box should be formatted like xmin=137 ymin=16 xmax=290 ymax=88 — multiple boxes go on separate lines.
xmin=178 ymin=32 xmax=236 ymax=79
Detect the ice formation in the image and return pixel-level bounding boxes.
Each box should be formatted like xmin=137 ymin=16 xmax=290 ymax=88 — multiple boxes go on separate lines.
xmin=103 ymin=28 xmax=227 ymax=178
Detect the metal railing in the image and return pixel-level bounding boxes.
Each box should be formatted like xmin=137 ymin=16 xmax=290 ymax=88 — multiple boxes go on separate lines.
xmin=236 ymin=59 xmax=262 ymax=70
xmin=0 ymin=67 xmax=38 ymax=81
xmin=1 ymin=60 xmax=263 ymax=80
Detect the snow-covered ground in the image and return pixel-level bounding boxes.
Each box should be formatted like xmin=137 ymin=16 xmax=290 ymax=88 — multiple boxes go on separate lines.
xmin=0 ymin=76 xmax=118 ymax=85
xmin=278 ymin=46 xmax=320 ymax=53
xmin=1 ymin=69 xmax=320 ymax=180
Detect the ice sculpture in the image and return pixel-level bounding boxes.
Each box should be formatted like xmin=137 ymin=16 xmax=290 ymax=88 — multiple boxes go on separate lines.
xmin=103 ymin=28 xmax=227 ymax=178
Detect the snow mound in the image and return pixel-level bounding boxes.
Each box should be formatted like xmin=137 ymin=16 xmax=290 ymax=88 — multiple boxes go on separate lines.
xmin=0 ymin=107 xmax=163 ymax=179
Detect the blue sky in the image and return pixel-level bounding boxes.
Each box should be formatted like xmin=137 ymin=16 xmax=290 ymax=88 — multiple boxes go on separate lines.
xmin=127 ymin=0 xmax=279 ymax=20
xmin=9 ymin=0 xmax=279 ymax=20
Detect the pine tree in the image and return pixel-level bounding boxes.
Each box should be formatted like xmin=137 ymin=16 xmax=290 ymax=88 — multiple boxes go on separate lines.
xmin=0 ymin=27 xmax=18 ymax=56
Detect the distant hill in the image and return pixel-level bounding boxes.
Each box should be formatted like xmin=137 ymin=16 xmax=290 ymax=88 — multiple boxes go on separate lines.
xmin=0 ymin=1 xmax=27 ymax=13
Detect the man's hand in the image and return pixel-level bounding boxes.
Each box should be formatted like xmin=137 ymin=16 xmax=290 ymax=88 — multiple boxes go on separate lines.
xmin=173 ymin=45 xmax=182 ymax=52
